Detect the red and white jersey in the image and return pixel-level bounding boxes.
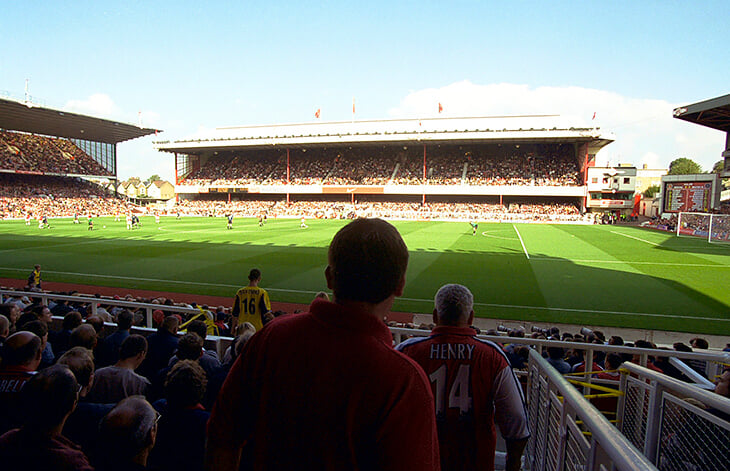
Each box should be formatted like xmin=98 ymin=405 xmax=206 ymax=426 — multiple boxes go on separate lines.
xmin=397 ymin=326 xmax=529 ymax=471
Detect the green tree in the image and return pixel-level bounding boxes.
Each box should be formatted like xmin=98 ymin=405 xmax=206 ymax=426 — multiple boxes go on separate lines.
xmin=712 ymin=160 xmax=725 ymax=174
xmin=668 ymin=157 xmax=702 ymax=175
xmin=643 ymin=184 xmax=660 ymax=198
xmin=145 ymin=174 xmax=161 ymax=185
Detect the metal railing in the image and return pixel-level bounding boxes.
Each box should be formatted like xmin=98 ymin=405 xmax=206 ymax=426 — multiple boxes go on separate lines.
xmin=526 ymin=349 xmax=658 ymax=470
xmin=618 ymin=362 xmax=730 ymax=470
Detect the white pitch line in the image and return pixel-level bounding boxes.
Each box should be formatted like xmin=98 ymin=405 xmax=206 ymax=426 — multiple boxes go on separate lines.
xmin=1 ymin=265 xmax=727 ymax=323
xmin=513 ymin=225 xmax=530 ymax=259
xmin=610 ymin=230 xmax=661 ymax=246
xmin=530 ymin=258 xmax=730 ymax=268
xmin=398 ymin=296 xmax=730 ymax=323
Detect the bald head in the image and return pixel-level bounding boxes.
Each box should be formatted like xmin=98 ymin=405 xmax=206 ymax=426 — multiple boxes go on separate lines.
xmin=2 ymin=331 xmax=42 ymax=368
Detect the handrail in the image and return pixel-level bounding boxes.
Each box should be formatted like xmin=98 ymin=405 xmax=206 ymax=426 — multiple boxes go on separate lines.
xmin=1 ymin=288 xmax=205 ymax=329
xmin=621 ymin=362 xmax=730 ymax=414
xmin=527 ymin=349 xmax=658 ymax=470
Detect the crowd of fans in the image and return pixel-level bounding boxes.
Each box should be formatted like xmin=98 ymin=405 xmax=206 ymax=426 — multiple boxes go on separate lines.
xmin=0 ymin=130 xmax=111 ymax=176
xmin=174 ymin=198 xmax=586 ymax=222
xmin=181 ymin=147 xmax=581 ymax=187
xmin=0 ymin=283 xmax=727 ymax=469
xmin=0 ymin=174 xmax=129 ymax=219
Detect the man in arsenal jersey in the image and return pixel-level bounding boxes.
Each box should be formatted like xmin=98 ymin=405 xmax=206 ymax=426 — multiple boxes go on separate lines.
xmin=230 ymin=268 xmax=271 ymax=333
xmin=397 ymin=284 xmax=529 ymax=471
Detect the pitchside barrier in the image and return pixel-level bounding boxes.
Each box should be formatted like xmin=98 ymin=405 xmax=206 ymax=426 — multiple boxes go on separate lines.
xmin=676 ymin=212 xmax=730 ymax=243
xmin=618 ymin=363 xmax=730 ymax=471
xmin=525 ymin=349 xmax=658 ymax=471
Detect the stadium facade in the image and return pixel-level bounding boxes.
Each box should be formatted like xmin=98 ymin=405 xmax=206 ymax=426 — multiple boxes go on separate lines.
xmin=155 ymin=115 xmax=617 ymax=216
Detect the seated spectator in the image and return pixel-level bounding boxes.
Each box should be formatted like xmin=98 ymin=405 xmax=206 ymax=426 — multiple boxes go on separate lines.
xmin=0 ymin=303 xmax=20 ymax=334
xmin=596 ymin=353 xmax=623 ymax=381
xmin=96 ymin=396 xmax=159 ymax=471
xmin=546 ymin=346 xmax=571 ymax=374
xmin=632 ymin=340 xmax=663 ymax=373
xmin=139 ymin=315 xmax=179 ymax=381
xmin=0 ymin=315 xmax=9 ymax=350
xmin=150 ymin=360 xmax=210 ymax=471
xmin=570 ymin=350 xmax=604 ymax=375
xmin=608 ymin=335 xmax=624 ymax=346
xmin=0 ymin=364 xmax=93 ymax=470
xmin=97 ymin=309 xmax=133 ymax=368
xmin=17 ymin=319 xmax=54 ymax=369
xmin=69 ymin=324 xmax=98 ymax=351
xmin=50 ymin=311 xmax=83 ymax=357
xmin=0 ymin=331 xmax=42 ymax=435
xmin=688 ymin=337 xmax=709 ymax=378
xmin=58 ymin=347 xmax=114 ymax=457
xmin=87 ymin=334 xmax=150 ymax=403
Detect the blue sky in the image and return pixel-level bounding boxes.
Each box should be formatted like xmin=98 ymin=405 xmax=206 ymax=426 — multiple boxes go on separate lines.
xmin=2 ymin=1 xmax=728 ymax=180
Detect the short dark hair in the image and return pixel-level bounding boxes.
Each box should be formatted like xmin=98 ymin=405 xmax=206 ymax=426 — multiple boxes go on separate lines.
xmin=63 ymin=311 xmax=83 ymax=330
xmin=16 ymin=312 xmax=38 ymax=330
xmin=547 ymin=346 xmax=565 ymax=360
xmin=690 ymin=337 xmax=709 ymax=349
xmin=69 ymin=324 xmax=97 ymax=350
xmin=176 ymin=333 xmax=203 ymax=361
xmin=164 ymin=360 xmax=207 ymax=409
xmin=327 ymin=218 xmax=408 ymax=304
xmin=57 ymin=347 xmax=95 ymax=388
xmin=119 ymin=334 xmax=147 ymax=360
xmin=22 ymin=365 xmax=78 ymax=428
xmin=116 ymin=310 xmax=134 ymax=330
xmin=20 ymin=320 xmax=47 ymax=338
xmin=605 ymin=353 xmax=623 ymax=370
xmin=187 ymin=320 xmax=207 ymax=340
xmin=248 ymin=268 xmax=262 ymax=281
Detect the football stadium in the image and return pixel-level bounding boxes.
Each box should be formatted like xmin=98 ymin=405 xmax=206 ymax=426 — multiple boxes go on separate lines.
xmin=1 ymin=94 xmax=729 ymax=470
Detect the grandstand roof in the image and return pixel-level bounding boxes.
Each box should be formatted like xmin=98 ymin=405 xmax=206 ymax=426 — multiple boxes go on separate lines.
xmin=673 ymin=94 xmax=730 ymax=132
xmin=154 ymin=115 xmax=614 ymax=154
xmin=0 ymin=97 xmax=159 ymax=144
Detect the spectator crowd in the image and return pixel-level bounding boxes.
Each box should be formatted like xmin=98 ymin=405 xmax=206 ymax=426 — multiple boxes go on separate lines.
xmin=0 ymin=130 xmax=111 ymax=176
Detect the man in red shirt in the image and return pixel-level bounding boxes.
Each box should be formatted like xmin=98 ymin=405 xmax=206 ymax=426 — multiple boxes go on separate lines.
xmin=396 ymin=284 xmax=529 ymax=471
xmin=206 ymin=218 xmax=440 ymax=470
xmin=0 ymin=331 xmax=42 ymax=435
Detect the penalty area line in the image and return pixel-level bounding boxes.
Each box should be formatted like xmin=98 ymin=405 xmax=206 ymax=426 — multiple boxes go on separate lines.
xmin=513 ymin=225 xmax=529 ymax=259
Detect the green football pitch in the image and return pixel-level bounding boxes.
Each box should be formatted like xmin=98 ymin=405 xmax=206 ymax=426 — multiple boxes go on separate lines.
xmin=1 ymin=216 xmax=728 ymax=335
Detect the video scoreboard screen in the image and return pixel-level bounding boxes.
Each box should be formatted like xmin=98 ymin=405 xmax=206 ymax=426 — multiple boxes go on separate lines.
xmin=663 ymin=181 xmax=712 ymax=213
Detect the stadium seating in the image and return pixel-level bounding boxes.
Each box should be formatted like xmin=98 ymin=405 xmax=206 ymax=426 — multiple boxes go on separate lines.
xmin=0 ymin=130 xmax=111 ymax=176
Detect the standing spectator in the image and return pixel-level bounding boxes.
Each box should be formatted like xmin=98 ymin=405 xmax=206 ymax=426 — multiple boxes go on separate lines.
xmin=87 ymin=335 xmax=150 ymax=403
xmin=139 ymin=315 xmax=179 ymax=381
xmin=27 ymin=264 xmax=42 ymax=289
xmin=206 ymin=218 xmax=439 ymax=470
xmin=0 ymin=331 xmax=42 ymax=435
xmin=230 ymin=268 xmax=271 ymax=333
xmin=397 ymin=284 xmax=529 ymax=471
xmin=96 ymin=396 xmax=159 ymax=471
xmin=0 ymin=365 xmax=94 ymax=471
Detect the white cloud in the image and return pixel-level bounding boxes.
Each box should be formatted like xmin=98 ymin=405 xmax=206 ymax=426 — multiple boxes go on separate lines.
xmin=389 ymin=82 xmax=725 ymax=172
xmin=64 ymin=93 xmax=119 ymax=118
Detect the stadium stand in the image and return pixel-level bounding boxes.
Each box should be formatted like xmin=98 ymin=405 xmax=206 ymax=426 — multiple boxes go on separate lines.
xmin=0 ymin=173 xmax=129 ymax=219
xmin=0 ymin=130 xmax=111 ymax=176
